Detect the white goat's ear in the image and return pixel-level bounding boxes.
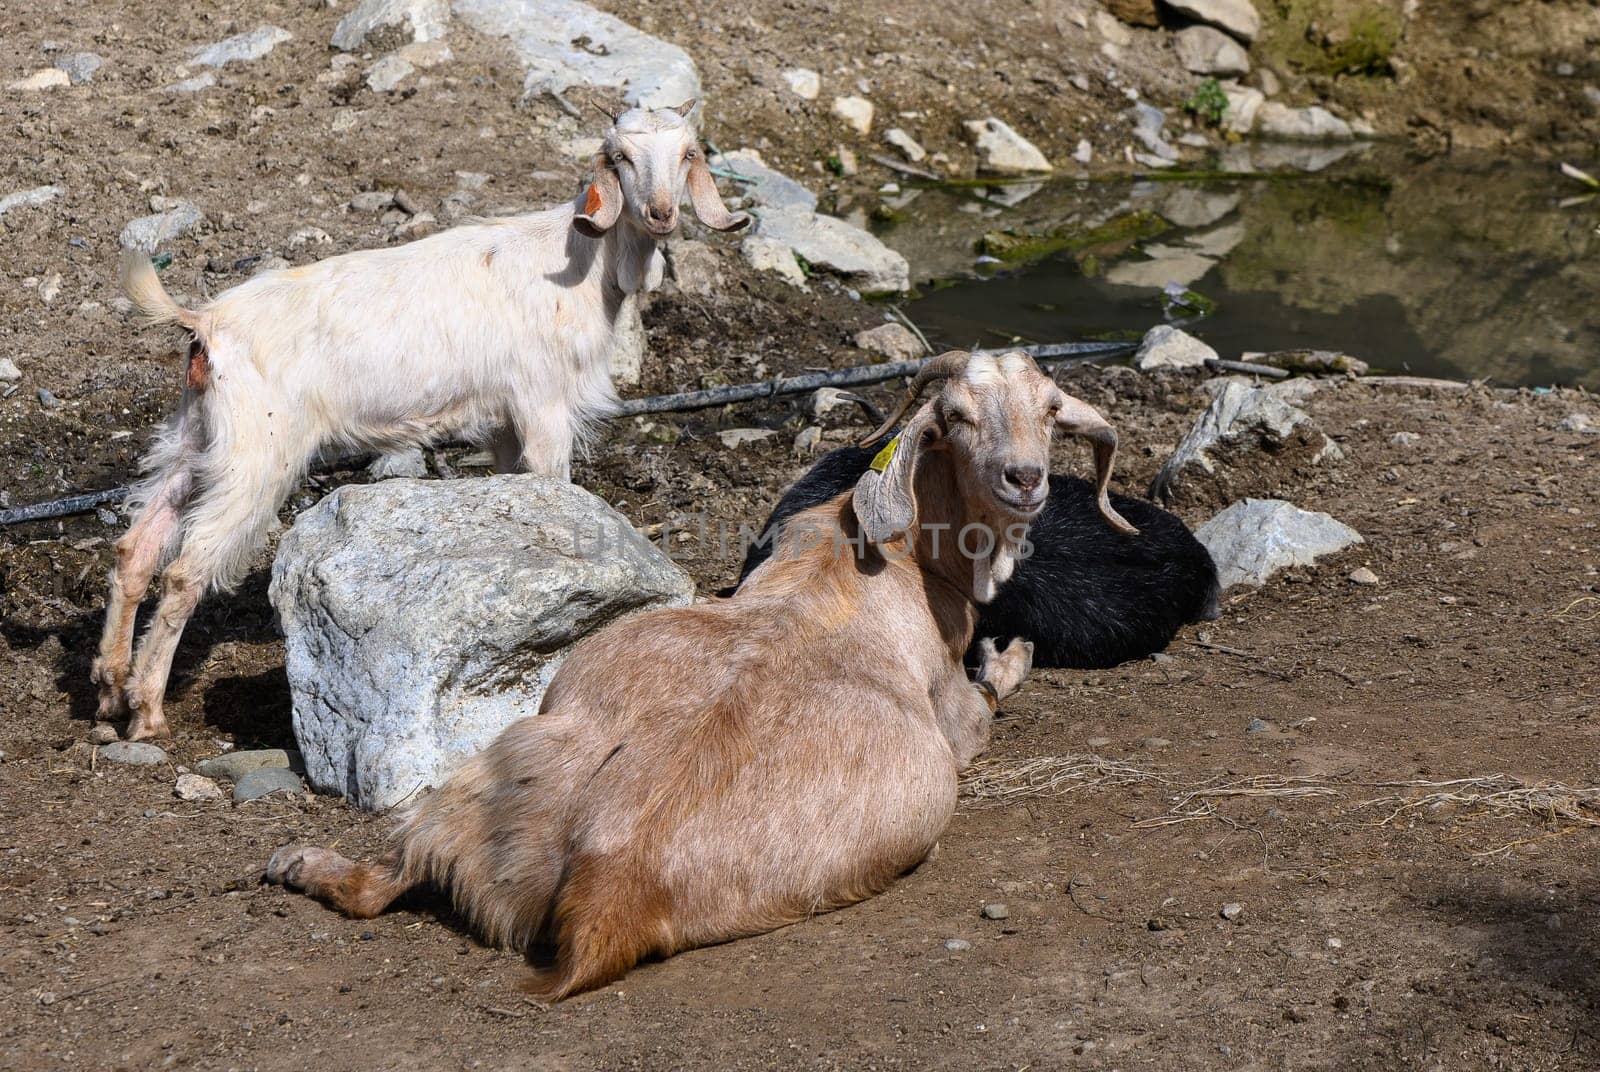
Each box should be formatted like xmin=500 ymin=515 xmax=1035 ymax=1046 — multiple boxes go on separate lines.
xmin=1053 ymin=389 xmax=1140 ymax=536
xmin=852 ymin=406 xmax=935 ymax=545
xmin=686 ymin=154 xmax=750 ymax=233
xmin=574 ymin=163 xmax=623 ymax=238
xmin=673 ymin=98 xmax=697 ymax=117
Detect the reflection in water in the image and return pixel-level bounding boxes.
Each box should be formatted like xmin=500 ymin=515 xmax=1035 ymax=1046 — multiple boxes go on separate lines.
xmin=890 ymin=152 xmax=1600 ymax=388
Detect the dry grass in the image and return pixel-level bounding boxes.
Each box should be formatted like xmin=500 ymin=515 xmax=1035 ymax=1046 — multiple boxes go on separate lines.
xmin=1357 ymin=774 xmax=1600 ymax=829
xmin=959 ymin=754 xmax=1160 ymax=807
xmin=1134 ymin=775 xmax=1339 ymax=829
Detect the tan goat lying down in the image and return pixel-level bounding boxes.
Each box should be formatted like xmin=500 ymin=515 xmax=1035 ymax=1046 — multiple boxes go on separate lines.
xmin=266 ymin=350 xmax=1137 ymax=999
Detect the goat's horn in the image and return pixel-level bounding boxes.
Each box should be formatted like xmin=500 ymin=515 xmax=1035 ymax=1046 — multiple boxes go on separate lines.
xmin=594 ymin=101 xmax=623 ymax=123
xmin=860 ymin=350 xmax=972 ymax=445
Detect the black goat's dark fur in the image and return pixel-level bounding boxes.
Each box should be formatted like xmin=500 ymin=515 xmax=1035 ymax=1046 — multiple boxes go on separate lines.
xmin=732 ymin=445 xmax=1220 ymax=669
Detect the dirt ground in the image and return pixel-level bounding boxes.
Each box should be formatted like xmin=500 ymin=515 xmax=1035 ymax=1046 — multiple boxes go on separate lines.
xmin=4 ymin=0 xmax=1600 ymax=1069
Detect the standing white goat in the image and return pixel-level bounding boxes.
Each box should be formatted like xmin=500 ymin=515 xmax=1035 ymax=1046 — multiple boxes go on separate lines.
xmin=94 ymin=100 xmax=748 ymax=741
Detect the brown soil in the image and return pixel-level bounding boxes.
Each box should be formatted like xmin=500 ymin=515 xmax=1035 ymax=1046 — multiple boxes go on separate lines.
xmin=4 ymin=0 xmax=1600 ymax=1069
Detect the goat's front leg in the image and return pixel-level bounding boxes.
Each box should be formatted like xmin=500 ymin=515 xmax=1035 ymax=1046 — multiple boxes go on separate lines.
xmin=933 ymin=638 xmax=1035 ymax=770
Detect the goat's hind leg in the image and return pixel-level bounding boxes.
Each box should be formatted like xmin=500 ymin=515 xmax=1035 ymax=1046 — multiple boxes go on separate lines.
xmin=265 ymin=846 xmax=412 ymax=918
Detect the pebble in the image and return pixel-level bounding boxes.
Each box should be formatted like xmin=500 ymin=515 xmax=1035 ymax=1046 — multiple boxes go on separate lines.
xmin=1390 ymin=431 xmax=1421 ymax=447
xmin=38 ymin=388 xmax=61 ymax=410
xmin=0 ymin=358 xmax=21 ymax=382
xmin=1246 ymin=718 xmax=1272 ymax=734
xmin=55 ymin=52 xmax=104 ymax=85
xmin=233 ymin=766 xmax=306 ymax=803
xmin=1220 ymin=902 xmax=1244 ymax=921
xmin=87 ymin=724 xmax=119 ymax=745
xmin=1347 ymin=567 xmax=1379 ymax=586
xmin=718 ymin=428 xmax=777 ymax=449
xmin=793 ymin=426 xmax=823 ymax=455
xmin=98 ymin=741 xmax=170 ymax=766
xmin=781 ymin=67 xmax=820 ymax=100
xmin=1326 ymin=936 xmax=1344 ymax=948
xmin=1556 ymin=412 xmax=1597 ymax=434
xmin=1151 ymin=652 xmax=1174 ymax=664
xmin=349 ymin=190 xmax=396 ymax=212
xmin=9 ymin=68 xmax=71 ymax=91
xmin=884 ymin=128 xmax=926 ymax=163
xmin=943 ymin=938 xmax=972 ymax=952
xmin=174 ymin=773 xmax=224 ymax=802
xmin=1086 ymin=736 xmax=1112 ymax=748
xmin=196 ymin=748 xmax=299 ymax=782
xmin=831 ymin=95 xmax=874 ymax=135
xmin=981 ymin=902 xmax=1010 ymax=920
xmin=1142 ymin=737 xmax=1172 ymax=750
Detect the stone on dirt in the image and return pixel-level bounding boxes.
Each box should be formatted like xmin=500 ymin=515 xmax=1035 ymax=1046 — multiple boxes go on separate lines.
xmin=1242 ymin=349 xmax=1369 ymax=376
xmin=1128 ymin=103 xmax=1179 ymax=161
xmin=1175 ymin=25 xmax=1250 ymax=76
xmin=55 ymin=53 xmax=104 ymax=85
xmin=196 ymin=748 xmax=302 ymax=782
xmin=332 ymin=0 xmax=451 ymax=50
xmin=665 ymin=239 xmax=722 ymax=296
xmin=741 ymin=235 xmax=808 ymax=289
xmin=884 ymin=128 xmax=927 ymax=163
xmin=1556 ymin=412 xmax=1597 ymax=434
xmin=174 ymin=773 xmax=224 ymax=801
xmin=86 ymin=723 xmax=119 ymax=745
xmin=1256 ymin=102 xmax=1354 ymax=142
xmin=270 ymin=476 xmax=694 ymax=811
xmin=1161 ymin=0 xmax=1261 ymax=43
xmin=981 ymin=903 xmax=1010 ymax=920
xmin=1150 ymin=381 xmax=1340 ymax=503
xmin=119 ymin=203 xmax=204 ymax=251
xmin=1348 ymin=567 xmax=1379 ymax=586
xmin=944 ymin=938 xmax=973 ymax=952
xmin=963 ymin=118 xmax=1052 ymax=175
xmin=367 ymin=448 xmax=429 ymax=480
xmin=1196 ymin=498 xmax=1364 ymax=589
xmin=98 ymin=741 xmax=170 ymax=766
xmin=1105 ymin=0 xmax=1160 ymax=27
xmin=751 ymin=206 xmax=910 ymax=294
xmin=456 ymin=0 xmax=699 ymax=111
xmin=163 ymin=72 xmax=217 ymax=94
xmin=0 ymin=185 xmax=64 ymax=220
xmin=711 ymin=149 xmax=817 ymax=212
xmin=365 ymin=54 xmax=415 ymax=92
xmin=719 ymin=428 xmax=777 ymax=449
xmin=1222 ymin=84 xmax=1265 ymax=134
xmin=190 ymin=26 xmax=292 ymax=68
xmin=233 ymin=767 xmax=307 ymax=803
xmin=1221 ymin=901 xmax=1245 ymax=920
xmin=781 ymin=67 xmax=820 ymax=100
xmin=1135 ymin=325 xmax=1216 ymax=371
xmin=9 ymin=68 xmax=71 ymax=91
xmin=831 ymin=95 xmax=874 ymax=135
xmin=854 ymin=322 xmax=924 ymax=362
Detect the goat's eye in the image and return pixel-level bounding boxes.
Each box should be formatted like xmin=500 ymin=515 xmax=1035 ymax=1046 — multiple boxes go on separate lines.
xmin=611 ymin=152 xmax=626 ymax=166
xmin=945 ymin=409 xmax=973 ymax=427
xmin=684 ymin=148 xmax=699 ymax=161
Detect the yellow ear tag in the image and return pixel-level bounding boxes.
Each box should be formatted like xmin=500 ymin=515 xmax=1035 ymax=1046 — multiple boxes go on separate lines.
xmin=869 ymin=436 xmax=900 ymax=473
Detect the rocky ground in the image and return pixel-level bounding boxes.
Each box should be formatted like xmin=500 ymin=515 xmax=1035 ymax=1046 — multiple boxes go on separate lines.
xmin=4 ymin=0 xmax=1600 ymax=1069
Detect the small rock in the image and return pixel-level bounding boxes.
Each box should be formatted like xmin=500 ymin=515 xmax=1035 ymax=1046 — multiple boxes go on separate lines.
xmin=1135 ymin=325 xmax=1216 ymax=371
xmin=1347 ymin=567 xmax=1379 ymax=586
xmin=38 ymin=271 xmax=63 ymax=304
xmin=1086 ymin=736 xmax=1113 ymax=748
xmin=981 ymin=903 xmax=1010 ymax=920
xmin=162 ymin=72 xmax=217 ymax=95
xmin=1246 ymin=718 xmax=1271 ymax=734
xmin=87 ymin=724 xmax=119 ymax=745
xmin=943 ymin=938 xmax=972 ymax=952
xmin=809 ymin=388 xmax=855 ymax=419
xmin=1103 ymin=0 xmax=1159 ymax=26
xmin=1175 ymin=26 xmax=1250 ymax=77
xmin=1128 ymin=103 xmax=1178 ymax=161
xmin=831 ymin=95 xmax=874 ymax=135
xmin=0 ymin=358 xmax=21 ymax=382
xmin=741 ymin=236 xmax=808 ymax=288
xmin=665 ymin=239 xmax=721 ymax=296
xmin=854 ymin=322 xmax=924 ymax=362
xmin=0 ymin=185 xmax=64 ymax=220
xmin=1222 ymin=85 xmax=1265 ymax=135
xmin=793 ymin=426 xmax=823 ymax=455
xmin=37 ymin=388 xmax=61 ymax=410
xmin=781 ymin=67 xmax=820 ymax=100
xmin=54 ymin=52 xmax=104 ymax=85
xmin=196 ymin=748 xmax=301 ymax=782
xmin=1196 ymin=499 xmax=1363 ymax=589
xmin=1327 ymin=935 xmax=1345 ymax=947
xmin=98 ymin=741 xmax=170 ymax=766
xmin=884 ymin=128 xmax=926 ymax=163
xmin=1257 ymin=103 xmax=1353 ymax=142
xmin=397 ymin=40 xmax=452 ymax=69
xmin=1163 ymin=0 xmax=1261 ymax=42
xmin=350 ymin=191 xmax=396 ymax=212
xmin=332 ymin=0 xmax=450 ymax=51
xmin=367 ymin=449 xmax=428 ymax=480
xmin=1390 ymin=431 xmax=1420 ymax=447
xmin=9 ymin=68 xmax=71 ymax=91
xmin=1220 ymin=902 xmax=1245 ymax=921
xmin=1556 ymin=413 xmax=1597 ymax=434
xmin=1073 ymin=139 xmax=1093 ymax=164
xmin=365 ymin=54 xmax=414 ymax=92
xmin=718 ymin=428 xmax=777 ymax=450
xmin=191 ymin=25 xmax=292 ymax=68
xmin=174 ymin=773 xmax=224 ymax=802
xmin=233 ymin=767 xmax=307 ymax=803
xmin=963 ymin=118 xmax=1053 ymax=175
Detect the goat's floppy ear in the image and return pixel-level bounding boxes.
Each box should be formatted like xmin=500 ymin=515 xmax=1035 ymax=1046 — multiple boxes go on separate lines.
xmin=1054 ymin=390 xmax=1140 ymax=536
xmin=574 ymin=161 xmax=623 ymax=238
xmin=852 ymin=404 xmax=936 ymax=545
xmin=686 ymin=153 xmax=750 ymax=233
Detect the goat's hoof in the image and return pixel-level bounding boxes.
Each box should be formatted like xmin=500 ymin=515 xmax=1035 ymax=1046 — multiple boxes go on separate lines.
xmin=265 ymin=845 xmax=346 ymax=892
xmin=977 ymin=637 xmax=1034 ymax=699
xmin=123 ymin=710 xmax=172 ymax=741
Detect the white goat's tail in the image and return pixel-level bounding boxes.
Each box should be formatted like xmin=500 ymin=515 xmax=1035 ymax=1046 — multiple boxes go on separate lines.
xmin=119 ymin=247 xmax=199 ymax=330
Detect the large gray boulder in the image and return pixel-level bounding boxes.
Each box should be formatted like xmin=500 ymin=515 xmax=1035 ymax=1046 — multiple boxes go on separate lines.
xmin=454 ymin=0 xmax=699 ymax=109
xmin=751 ymin=206 xmax=910 ymax=295
xmin=270 ymin=476 xmax=694 ymax=811
xmin=1150 ymin=381 xmax=1341 ymax=504
xmin=1197 ymin=499 xmax=1362 ymax=588
xmin=1161 ymin=0 xmax=1261 ymax=43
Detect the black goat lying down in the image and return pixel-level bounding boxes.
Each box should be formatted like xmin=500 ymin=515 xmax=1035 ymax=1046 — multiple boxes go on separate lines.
xmin=733 ymin=444 xmax=1220 ymax=669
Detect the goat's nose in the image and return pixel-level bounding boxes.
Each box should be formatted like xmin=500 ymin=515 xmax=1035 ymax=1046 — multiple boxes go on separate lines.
xmin=647 ymin=202 xmax=677 ymax=224
xmin=1003 ymin=464 xmax=1044 ymax=493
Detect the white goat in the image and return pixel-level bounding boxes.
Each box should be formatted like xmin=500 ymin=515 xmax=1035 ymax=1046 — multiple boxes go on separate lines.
xmin=94 ymin=100 xmax=748 ymax=741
